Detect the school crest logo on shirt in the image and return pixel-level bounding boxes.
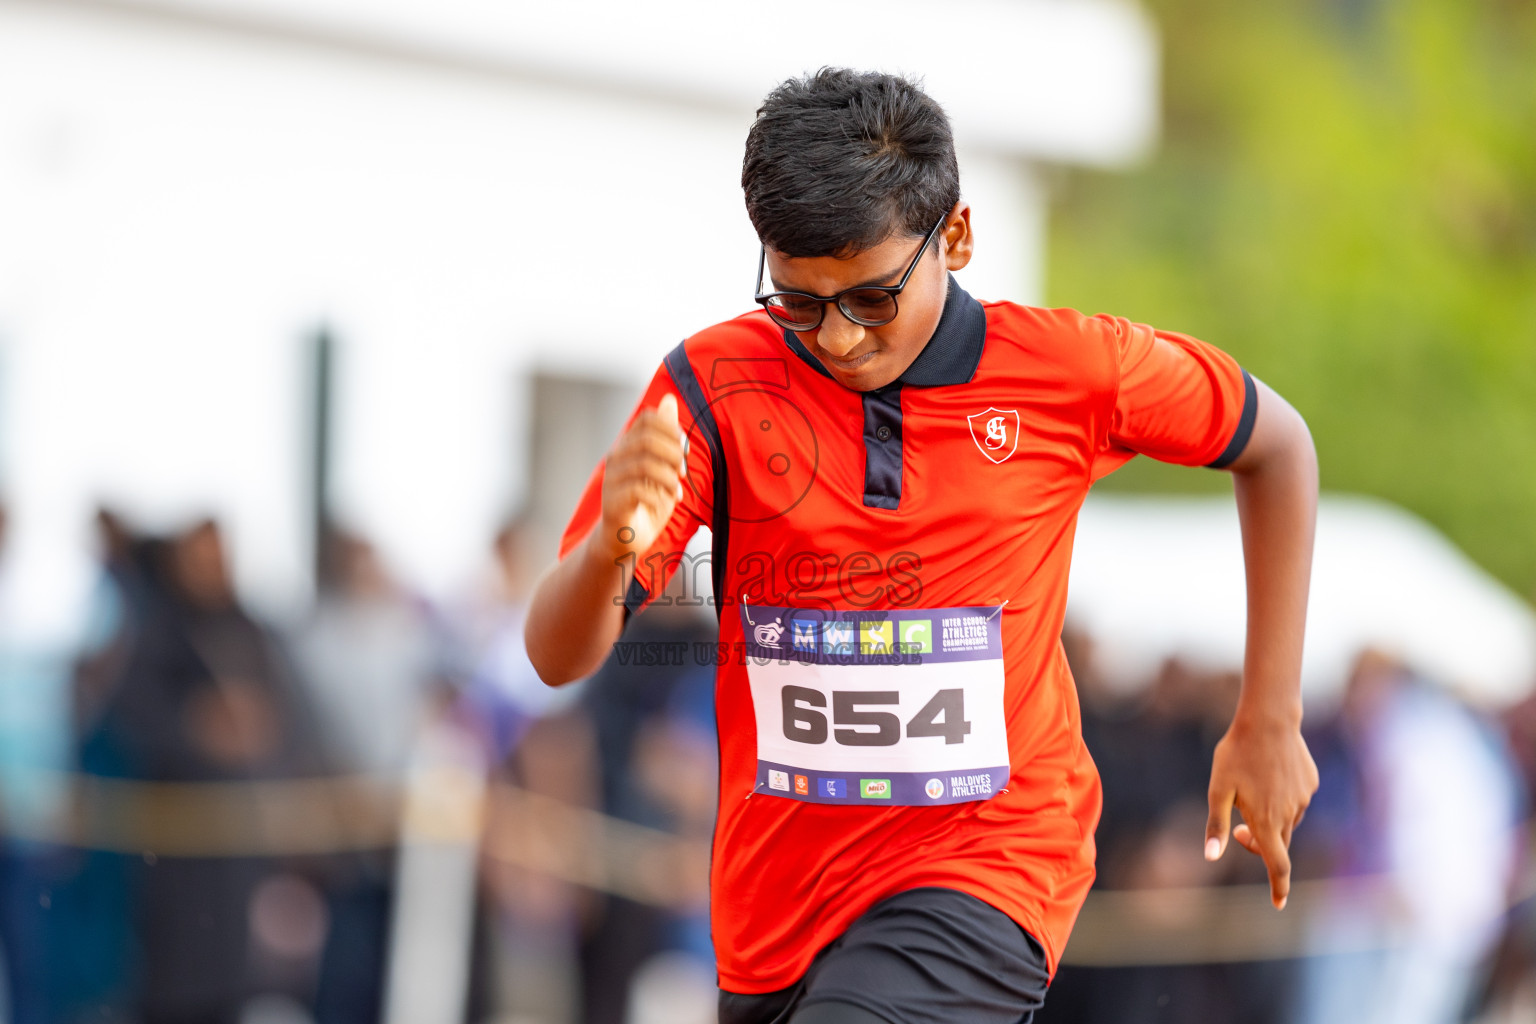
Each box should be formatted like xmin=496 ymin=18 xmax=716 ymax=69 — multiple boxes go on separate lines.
xmin=967 ymin=408 xmax=1019 ymax=464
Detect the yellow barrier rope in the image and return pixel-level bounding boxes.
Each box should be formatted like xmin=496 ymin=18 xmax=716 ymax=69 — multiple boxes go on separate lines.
xmin=2 ymin=771 xmax=1527 ymax=967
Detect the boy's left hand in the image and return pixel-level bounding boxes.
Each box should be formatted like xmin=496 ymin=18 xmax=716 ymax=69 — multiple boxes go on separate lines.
xmin=1203 ymin=713 xmax=1319 ymax=909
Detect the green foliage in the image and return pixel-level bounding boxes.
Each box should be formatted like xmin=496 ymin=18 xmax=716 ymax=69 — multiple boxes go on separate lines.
xmin=1049 ymin=0 xmax=1536 ymax=596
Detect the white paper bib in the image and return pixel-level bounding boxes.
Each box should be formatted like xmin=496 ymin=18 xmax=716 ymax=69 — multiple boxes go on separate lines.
xmin=741 ymin=604 xmax=1009 ymax=805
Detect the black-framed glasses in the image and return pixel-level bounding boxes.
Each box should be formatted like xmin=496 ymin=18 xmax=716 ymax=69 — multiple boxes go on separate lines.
xmin=754 ymin=213 xmax=948 ymax=332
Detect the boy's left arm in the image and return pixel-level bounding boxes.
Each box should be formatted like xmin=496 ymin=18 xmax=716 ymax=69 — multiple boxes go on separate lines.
xmin=1205 ymin=376 xmax=1321 ymax=909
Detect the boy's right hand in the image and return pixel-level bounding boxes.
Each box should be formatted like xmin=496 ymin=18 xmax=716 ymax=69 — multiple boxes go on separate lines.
xmin=598 ymin=393 xmax=687 ymax=558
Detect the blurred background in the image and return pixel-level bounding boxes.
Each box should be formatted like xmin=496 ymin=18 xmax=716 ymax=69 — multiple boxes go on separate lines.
xmin=0 ymin=1 xmax=1533 ymax=1022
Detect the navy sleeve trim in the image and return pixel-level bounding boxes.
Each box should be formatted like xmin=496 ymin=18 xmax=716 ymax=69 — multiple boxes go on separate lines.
xmin=663 ymin=341 xmax=729 ymax=621
xmin=1207 ymin=369 xmax=1258 ymax=469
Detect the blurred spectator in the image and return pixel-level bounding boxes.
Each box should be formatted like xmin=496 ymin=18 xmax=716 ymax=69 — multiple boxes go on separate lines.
xmin=1292 ymin=651 xmax=1523 ymax=1024
xmin=72 ymin=515 xmax=331 ymax=1024
xmin=80 ymin=519 xmax=326 ymax=779
xmin=444 ymin=516 xmax=596 ymax=1024
xmin=1041 ymin=634 xmax=1294 ymax=1024
xmin=474 ymin=704 xmax=595 ymax=1024
xmin=289 ymin=525 xmax=452 ymax=1024
xmin=294 ymin=526 xmax=451 ymax=778
xmin=1473 ymin=690 xmax=1536 ymax=1022
xmin=0 ymin=503 xmax=125 ymax=1023
xmin=453 ymin=516 xmax=584 ymax=765
xmin=576 ymin=592 xmax=716 ymax=1024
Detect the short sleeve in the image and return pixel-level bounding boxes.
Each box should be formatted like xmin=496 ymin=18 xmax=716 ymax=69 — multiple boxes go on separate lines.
xmin=557 ymin=361 xmax=715 ymax=615
xmin=1091 ymin=316 xmax=1257 ymax=480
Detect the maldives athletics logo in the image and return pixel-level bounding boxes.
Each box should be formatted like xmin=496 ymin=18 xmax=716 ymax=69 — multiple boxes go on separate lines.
xmin=967 ymin=408 xmax=1019 ymax=464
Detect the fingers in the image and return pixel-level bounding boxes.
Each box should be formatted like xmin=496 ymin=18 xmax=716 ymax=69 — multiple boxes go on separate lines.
xmin=607 ymin=453 xmax=685 ymax=491
xmin=1227 ymin=821 xmax=1293 ymax=910
xmin=1254 ymin=827 xmax=1293 ymax=910
xmin=622 ymin=413 xmax=686 ymax=468
xmin=600 ymin=395 xmax=690 ymax=553
xmin=1205 ymin=785 xmax=1234 ymax=861
xmin=611 ymin=402 xmax=687 ymax=498
xmin=656 ymin=392 xmax=680 ymax=428
xmin=604 ymin=475 xmax=675 ymax=529
xmin=654 ymin=394 xmax=687 ymax=477
xmin=605 ymin=462 xmax=682 ymax=528
xmin=1279 ymin=801 xmax=1310 ymax=856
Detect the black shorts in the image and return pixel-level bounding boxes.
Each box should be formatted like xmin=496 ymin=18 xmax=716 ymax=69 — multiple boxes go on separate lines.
xmin=717 ymin=888 xmax=1050 ymax=1024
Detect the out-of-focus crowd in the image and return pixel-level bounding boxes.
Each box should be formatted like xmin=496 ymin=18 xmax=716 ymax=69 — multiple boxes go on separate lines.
xmin=1043 ymin=635 xmax=1531 ymax=1024
xmin=0 ymin=503 xmax=1533 ymax=1024
xmin=0 ymin=506 xmax=717 ymax=1024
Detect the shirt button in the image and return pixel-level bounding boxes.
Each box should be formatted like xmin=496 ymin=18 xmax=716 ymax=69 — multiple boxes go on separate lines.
xmin=876 ymin=425 xmax=893 ymax=442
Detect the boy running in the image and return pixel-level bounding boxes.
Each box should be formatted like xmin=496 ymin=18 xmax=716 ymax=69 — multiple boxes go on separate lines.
xmin=526 ymin=69 xmax=1319 ymax=1024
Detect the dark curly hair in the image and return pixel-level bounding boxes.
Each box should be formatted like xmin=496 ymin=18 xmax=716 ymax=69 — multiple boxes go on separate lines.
xmin=742 ymin=68 xmax=960 ymax=258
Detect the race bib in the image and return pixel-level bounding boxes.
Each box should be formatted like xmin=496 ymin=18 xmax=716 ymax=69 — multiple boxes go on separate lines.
xmin=741 ymin=604 xmax=1009 ymax=806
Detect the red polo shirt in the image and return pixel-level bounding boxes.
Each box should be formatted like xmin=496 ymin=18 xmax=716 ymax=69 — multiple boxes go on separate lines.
xmin=559 ymin=277 xmax=1254 ymax=991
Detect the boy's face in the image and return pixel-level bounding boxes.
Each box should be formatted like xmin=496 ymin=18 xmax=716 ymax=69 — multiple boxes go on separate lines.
xmin=763 ymin=204 xmax=973 ymax=392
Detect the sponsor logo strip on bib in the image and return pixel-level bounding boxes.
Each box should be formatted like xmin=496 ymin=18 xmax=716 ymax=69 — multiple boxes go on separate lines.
xmin=742 ymin=605 xmax=1009 ymax=806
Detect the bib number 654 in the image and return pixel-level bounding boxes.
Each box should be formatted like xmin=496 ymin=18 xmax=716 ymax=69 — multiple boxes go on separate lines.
xmin=781 ymin=686 xmax=971 ymax=747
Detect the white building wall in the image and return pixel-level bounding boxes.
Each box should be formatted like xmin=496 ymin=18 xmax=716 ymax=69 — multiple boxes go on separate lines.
xmin=0 ymin=0 xmax=1150 ymax=609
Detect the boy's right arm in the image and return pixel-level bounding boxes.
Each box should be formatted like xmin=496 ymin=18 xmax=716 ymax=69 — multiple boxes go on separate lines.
xmin=524 ymin=394 xmax=687 ymax=685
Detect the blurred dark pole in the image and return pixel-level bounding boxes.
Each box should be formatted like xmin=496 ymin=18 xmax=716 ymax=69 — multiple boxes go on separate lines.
xmin=310 ymin=325 xmax=334 ymax=591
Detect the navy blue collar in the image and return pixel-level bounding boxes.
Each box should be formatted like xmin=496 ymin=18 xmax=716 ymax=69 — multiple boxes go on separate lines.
xmin=781 ymin=274 xmax=987 ymax=389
